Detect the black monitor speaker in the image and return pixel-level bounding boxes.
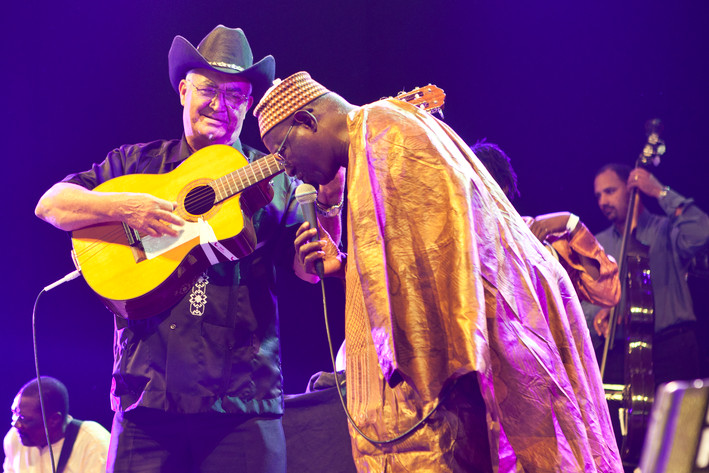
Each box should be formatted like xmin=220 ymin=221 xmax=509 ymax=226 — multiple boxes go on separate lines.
xmin=638 ymin=378 xmax=709 ymax=473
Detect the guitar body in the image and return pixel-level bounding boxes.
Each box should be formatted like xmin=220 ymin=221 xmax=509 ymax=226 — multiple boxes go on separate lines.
xmin=71 ymin=145 xmax=274 ymax=320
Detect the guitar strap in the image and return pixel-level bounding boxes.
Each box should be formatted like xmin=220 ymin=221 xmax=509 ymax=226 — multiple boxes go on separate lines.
xmin=56 ymin=419 xmax=82 ymax=473
xmin=198 ymin=218 xmax=238 ymax=264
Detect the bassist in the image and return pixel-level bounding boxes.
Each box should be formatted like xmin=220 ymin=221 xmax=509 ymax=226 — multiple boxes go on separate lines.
xmin=582 ymin=162 xmax=709 ymax=463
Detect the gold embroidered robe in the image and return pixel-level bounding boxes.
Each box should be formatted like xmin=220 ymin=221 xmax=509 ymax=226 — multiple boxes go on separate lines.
xmin=343 ymin=99 xmax=622 ymax=472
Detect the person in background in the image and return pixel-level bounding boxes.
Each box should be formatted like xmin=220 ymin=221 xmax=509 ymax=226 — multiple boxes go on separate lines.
xmin=584 ymin=163 xmax=709 ymax=386
xmin=472 ymin=140 xmax=620 ymax=308
xmin=4 ymin=376 xmax=110 ymax=473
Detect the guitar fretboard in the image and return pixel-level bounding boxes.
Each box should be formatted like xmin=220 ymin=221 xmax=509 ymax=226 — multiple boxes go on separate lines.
xmin=211 ymin=154 xmax=285 ymax=203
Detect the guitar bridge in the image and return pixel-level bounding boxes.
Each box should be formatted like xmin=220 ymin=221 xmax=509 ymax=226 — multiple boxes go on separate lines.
xmin=123 ymin=223 xmax=142 ymax=247
xmin=122 ymin=222 xmax=147 ymax=262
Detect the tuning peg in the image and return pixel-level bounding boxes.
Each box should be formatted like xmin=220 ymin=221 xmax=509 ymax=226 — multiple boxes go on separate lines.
xmin=645 ymin=118 xmax=664 ymax=136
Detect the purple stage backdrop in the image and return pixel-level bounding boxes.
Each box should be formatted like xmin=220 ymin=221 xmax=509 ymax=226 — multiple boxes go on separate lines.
xmin=2 ymin=0 xmax=708 ymax=461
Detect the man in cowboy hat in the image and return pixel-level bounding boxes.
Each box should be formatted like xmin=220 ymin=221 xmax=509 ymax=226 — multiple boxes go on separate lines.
xmin=254 ymin=72 xmax=623 ymax=472
xmin=35 ymin=27 xmax=342 ymax=473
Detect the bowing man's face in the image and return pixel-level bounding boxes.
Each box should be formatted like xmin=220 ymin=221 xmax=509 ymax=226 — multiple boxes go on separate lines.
xmin=263 ymin=110 xmax=340 ymax=186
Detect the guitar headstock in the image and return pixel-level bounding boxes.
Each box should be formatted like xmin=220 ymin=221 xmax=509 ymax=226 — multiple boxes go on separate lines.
xmin=393 ymin=84 xmax=446 ymax=117
xmin=639 ymin=118 xmax=666 ymax=168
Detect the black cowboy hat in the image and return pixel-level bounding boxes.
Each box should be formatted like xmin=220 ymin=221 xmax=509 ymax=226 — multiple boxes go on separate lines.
xmin=168 ymin=25 xmax=275 ymax=98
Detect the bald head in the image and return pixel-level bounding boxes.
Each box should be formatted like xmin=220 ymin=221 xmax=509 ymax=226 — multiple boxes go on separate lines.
xmin=18 ymin=377 xmax=69 ymax=420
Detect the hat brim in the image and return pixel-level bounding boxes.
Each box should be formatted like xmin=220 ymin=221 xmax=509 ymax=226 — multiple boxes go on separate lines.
xmin=168 ymin=35 xmax=275 ymax=99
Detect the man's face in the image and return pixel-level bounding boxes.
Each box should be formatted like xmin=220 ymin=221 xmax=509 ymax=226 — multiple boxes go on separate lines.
xmin=263 ymin=116 xmax=339 ymax=186
xmin=11 ymin=393 xmax=48 ymax=447
xmin=594 ymin=169 xmax=629 ymax=225
xmin=179 ymin=68 xmax=254 ymax=151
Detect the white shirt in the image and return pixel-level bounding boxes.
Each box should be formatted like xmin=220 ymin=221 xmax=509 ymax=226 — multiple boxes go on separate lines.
xmin=3 ymin=420 xmax=110 ymax=473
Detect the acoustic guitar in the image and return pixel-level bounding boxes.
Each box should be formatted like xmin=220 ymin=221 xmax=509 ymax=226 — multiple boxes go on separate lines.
xmin=70 ymin=85 xmax=446 ymax=319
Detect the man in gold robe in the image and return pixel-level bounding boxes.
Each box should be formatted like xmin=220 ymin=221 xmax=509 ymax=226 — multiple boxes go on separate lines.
xmin=253 ymin=72 xmax=623 ymax=472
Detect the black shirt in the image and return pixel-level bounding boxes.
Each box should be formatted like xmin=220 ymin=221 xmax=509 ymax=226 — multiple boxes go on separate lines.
xmin=64 ymin=137 xmax=301 ymax=416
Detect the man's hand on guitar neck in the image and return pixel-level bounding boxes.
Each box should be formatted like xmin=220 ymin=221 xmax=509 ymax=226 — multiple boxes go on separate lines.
xmin=35 ymin=182 xmax=185 ymax=237
xmin=527 ymin=212 xmax=577 ymax=242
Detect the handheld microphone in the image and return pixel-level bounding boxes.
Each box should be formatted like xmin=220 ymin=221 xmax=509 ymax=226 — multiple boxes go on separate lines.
xmin=295 ymin=183 xmax=325 ymax=278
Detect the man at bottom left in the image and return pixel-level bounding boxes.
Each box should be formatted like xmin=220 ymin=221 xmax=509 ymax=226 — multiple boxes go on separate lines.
xmin=4 ymin=376 xmax=110 ymax=473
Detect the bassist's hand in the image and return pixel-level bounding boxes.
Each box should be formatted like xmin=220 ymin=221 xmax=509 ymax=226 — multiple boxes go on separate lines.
xmin=628 ymin=168 xmax=664 ymax=198
xmin=117 ymin=193 xmax=185 ymax=238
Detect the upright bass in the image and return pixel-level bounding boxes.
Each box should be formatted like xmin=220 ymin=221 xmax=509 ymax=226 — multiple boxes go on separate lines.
xmin=600 ymin=119 xmax=666 ymax=463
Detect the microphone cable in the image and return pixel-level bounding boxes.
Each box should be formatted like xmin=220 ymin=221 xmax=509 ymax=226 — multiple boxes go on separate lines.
xmin=31 ymin=269 xmax=82 ymax=473
xmin=318 ymin=276 xmax=446 ymax=446
xmin=296 ymin=182 xmax=444 ymax=445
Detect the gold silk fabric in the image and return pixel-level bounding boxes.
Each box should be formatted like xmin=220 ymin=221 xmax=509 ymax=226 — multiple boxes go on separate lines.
xmin=539 ymin=221 xmax=621 ymax=307
xmin=343 ymin=99 xmax=622 ymax=472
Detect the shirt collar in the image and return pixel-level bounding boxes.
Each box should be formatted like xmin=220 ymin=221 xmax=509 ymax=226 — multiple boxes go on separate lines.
xmin=611 ymin=207 xmax=652 ymax=239
xmin=169 ymin=136 xmax=245 ymax=163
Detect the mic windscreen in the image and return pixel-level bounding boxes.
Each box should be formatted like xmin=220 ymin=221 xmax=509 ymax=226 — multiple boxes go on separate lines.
xmin=295 ymin=183 xmax=318 ymax=204
xmin=294 ymin=183 xmax=324 ymax=278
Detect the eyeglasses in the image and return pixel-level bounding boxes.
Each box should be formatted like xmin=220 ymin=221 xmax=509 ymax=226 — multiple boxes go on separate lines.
xmin=186 ymin=79 xmax=249 ymax=108
xmin=273 ymin=110 xmax=317 ymax=165
xmin=274 ymin=122 xmax=296 ymax=165
xmin=11 ymin=412 xmax=40 ymax=428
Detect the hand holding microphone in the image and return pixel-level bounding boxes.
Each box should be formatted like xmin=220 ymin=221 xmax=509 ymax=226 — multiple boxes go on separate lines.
xmin=295 ymin=184 xmax=325 ymax=278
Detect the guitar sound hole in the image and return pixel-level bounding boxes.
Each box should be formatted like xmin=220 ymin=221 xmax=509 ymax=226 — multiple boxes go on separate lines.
xmin=184 ymin=185 xmax=216 ymax=216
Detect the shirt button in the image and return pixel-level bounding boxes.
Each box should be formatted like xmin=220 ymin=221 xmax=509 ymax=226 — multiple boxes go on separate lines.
xmin=169 ymin=323 xmax=177 ymax=330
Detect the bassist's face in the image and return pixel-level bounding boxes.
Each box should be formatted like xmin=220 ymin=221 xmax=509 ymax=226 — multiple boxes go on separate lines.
xmin=594 ymin=169 xmax=629 ymax=226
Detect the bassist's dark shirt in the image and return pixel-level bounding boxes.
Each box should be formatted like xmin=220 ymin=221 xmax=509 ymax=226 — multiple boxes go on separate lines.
xmin=63 ymin=136 xmax=301 ymax=416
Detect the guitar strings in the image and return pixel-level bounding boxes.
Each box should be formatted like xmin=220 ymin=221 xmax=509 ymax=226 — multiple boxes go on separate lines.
xmin=183 ymin=154 xmax=283 ymax=209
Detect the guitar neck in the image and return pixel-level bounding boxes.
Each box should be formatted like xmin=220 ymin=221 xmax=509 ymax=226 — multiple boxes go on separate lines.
xmin=212 ymin=154 xmax=285 ymax=203
xmin=209 ymin=84 xmax=446 ymax=204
